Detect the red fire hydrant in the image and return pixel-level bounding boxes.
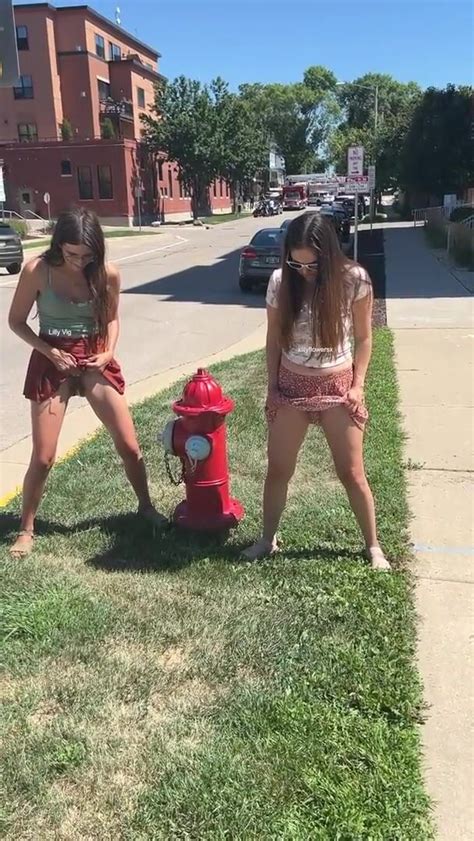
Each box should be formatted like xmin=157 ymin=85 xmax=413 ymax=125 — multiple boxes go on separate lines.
xmin=160 ymin=369 xmax=244 ymax=531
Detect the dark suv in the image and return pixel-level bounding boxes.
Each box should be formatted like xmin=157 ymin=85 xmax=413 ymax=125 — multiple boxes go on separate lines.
xmin=0 ymin=224 xmax=24 ymax=274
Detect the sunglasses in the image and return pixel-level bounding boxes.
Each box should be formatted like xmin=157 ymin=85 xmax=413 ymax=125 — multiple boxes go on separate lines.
xmin=286 ymin=259 xmax=319 ymax=271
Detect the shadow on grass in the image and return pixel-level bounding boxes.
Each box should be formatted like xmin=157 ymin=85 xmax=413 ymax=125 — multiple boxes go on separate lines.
xmin=0 ymin=511 xmax=365 ymax=572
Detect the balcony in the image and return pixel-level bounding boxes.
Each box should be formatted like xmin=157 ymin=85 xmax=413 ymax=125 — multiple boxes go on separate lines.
xmin=99 ymin=97 xmax=134 ymax=122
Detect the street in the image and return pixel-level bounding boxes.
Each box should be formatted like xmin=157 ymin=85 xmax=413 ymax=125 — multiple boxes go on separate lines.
xmin=0 ymin=214 xmax=295 ymax=451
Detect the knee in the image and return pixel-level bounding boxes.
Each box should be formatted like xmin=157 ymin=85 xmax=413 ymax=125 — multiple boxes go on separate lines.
xmin=336 ymin=463 xmax=367 ymax=488
xmin=267 ymin=459 xmax=296 ymax=485
xmin=116 ymin=438 xmax=142 ymax=464
xmin=32 ymin=451 xmax=56 ymax=473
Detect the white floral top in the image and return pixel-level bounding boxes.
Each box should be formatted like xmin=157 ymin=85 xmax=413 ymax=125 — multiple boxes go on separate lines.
xmin=266 ymin=266 xmax=372 ymax=369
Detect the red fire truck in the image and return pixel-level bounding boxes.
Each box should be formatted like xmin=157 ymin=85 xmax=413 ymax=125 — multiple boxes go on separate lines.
xmin=282 ymin=182 xmax=308 ymax=210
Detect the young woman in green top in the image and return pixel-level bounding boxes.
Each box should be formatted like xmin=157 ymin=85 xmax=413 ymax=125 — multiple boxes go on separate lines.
xmin=8 ymin=207 xmax=164 ymax=556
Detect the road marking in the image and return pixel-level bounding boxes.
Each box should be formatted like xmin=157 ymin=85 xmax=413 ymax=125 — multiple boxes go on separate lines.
xmin=115 ymin=235 xmax=188 ymax=264
xmin=0 ymin=235 xmax=190 ymax=288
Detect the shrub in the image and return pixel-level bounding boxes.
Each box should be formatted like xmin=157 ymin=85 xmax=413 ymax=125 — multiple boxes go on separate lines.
xmin=450 ymin=206 xmax=473 ymax=223
xmin=8 ymin=220 xmax=28 ymax=239
xmin=60 ymin=118 xmax=73 ymax=141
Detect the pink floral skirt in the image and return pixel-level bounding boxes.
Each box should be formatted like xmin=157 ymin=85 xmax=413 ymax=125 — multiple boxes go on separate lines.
xmin=265 ymin=365 xmax=368 ymax=430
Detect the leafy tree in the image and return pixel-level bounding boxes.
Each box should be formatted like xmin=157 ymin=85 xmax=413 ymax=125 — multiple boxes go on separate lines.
xmin=330 ymin=73 xmax=421 ymax=190
xmin=142 ymin=76 xmax=221 ymax=218
xmin=400 ymin=84 xmax=473 ymax=202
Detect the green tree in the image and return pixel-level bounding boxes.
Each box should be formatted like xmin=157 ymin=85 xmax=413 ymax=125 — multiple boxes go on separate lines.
xmin=214 ymin=89 xmax=268 ymax=209
xmin=100 ymin=117 xmax=115 ymax=139
xmin=330 ymin=73 xmax=421 ymax=190
xmin=142 ymin=76 xmax=222 ymax=218
xmin=401 ymin=84 xmax=473 ymax=202
xmin=60 ymin=117 xmax=73 ymax=141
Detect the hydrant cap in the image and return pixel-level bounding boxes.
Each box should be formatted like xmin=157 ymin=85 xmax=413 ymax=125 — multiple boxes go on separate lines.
xmin=173 ymin=369 xmax=234 ymax=416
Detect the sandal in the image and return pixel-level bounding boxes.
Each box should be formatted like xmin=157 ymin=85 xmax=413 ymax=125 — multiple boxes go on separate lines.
xmin=240 ymin=538 xmax=279 ymax=561
xmin=10 ymin=529 xmax=35 ymax=558
xmin=366 ymin=546 xmax=391 ymax=571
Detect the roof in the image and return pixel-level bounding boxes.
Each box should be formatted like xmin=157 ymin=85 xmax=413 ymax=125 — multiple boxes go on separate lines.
xmin=13 ymin=2 xmax=161 ymax=58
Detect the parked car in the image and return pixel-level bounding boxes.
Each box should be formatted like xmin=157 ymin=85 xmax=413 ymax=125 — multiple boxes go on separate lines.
xmin=0 ymin=223 xmax=23 ymax=274
xmin=239 ymin=228 xmax=282 ymax=292
xmin=320 ymin=205 xmax=351 ymax=244
xmin=280 ymin=217 xmax=292 ymax=236
xmin=333 ymin=194 xmax=366 ymax=219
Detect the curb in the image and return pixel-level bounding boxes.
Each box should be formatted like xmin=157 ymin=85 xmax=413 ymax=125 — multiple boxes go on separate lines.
xmin=0 ymin=322 xmax=267 ymax=508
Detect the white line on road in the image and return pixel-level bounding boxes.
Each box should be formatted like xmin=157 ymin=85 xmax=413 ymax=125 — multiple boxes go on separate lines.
xmin=0 ymin=235 xmax=190 ymax=288
xmin=115 ymin=235 xmax=188 ymax=264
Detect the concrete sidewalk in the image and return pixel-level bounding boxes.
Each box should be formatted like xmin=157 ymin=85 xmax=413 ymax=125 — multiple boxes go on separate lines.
xmin=385 ymin=227 xmax=474 ymax=840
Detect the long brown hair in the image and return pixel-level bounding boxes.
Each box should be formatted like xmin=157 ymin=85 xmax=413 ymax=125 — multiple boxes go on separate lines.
xmin=43 ymin=207 xmax=109 ymax=340
xmin=279 ymin=212 xmax=355 ymax=353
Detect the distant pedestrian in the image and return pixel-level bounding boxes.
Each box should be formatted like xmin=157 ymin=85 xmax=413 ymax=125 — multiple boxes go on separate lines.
xmin=242 ymin=212 xmax=390 ymax=570
xmin=8 ymin=207 xmax=164 ymax=556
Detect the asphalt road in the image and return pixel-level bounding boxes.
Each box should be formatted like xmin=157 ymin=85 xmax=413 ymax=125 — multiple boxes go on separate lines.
xmin=0 ymin=214 xmax=297 ymax=451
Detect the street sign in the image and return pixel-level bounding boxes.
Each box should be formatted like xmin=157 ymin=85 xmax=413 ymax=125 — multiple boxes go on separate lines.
xmin=347 ymin=146 xmax=364 ymax=177
xmin=43 ymin=192 xmax=51 ymax=204
xmin=368 ymin=165 xmax=376 ymax=190
xmin=342 ymin=176 xmax=369 ymax=192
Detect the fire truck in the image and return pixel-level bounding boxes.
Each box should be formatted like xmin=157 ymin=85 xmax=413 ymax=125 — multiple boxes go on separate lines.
xmin=282 ymin=181 xmax=308 ymax=210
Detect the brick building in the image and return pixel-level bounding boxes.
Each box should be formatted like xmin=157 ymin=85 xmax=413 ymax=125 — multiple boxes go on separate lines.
xmin=0 ymin=3 xmax=232 ymax=224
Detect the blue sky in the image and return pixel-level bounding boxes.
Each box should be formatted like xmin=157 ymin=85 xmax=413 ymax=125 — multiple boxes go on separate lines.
xmin=16 ymin=0 xmax=474 ymax=89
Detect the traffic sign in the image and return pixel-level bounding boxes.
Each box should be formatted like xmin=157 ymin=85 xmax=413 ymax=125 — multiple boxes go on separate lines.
xmin=368 ymin=165 xmax=376 ymax=189
xmin=43 ymin=192 xmax=51 ymax=204
xmin=347 ymin=146 xmax=364 ymax=177
xmin=342 ymin=176 xmax=369 ymax=192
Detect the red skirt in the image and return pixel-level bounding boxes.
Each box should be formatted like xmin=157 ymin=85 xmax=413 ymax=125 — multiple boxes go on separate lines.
xmin=266 ymin=365 xmax=368 ymax=430
xmin=23 ymin=335 xmax=125 ymax=403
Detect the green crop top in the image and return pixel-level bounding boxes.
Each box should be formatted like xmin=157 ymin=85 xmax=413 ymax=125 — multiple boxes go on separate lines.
xmin=37 ymin=266 xmax=96 ymax=338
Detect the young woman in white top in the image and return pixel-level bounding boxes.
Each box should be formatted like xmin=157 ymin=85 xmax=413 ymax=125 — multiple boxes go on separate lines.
xmin=242 ymin=212 xmax=390 ymax=570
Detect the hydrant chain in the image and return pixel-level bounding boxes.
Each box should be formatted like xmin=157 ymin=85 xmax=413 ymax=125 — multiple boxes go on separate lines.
xmin=164 ymin=451 xmax=185 ymax=486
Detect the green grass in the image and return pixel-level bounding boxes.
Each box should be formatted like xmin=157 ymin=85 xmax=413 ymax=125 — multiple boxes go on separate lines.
xmin=199 ymin=211 xmax=253 ymax=225
xmin=22 ymin=230 xmax=159 ymax=249
xmin=0 ymin=330 xmax=433 ymax=839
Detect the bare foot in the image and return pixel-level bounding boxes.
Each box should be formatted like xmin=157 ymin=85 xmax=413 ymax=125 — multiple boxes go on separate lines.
xmin=240 ymin=538 xmax=279 ymax=561
xmin=366 ymin=546 xmax=391 ymax=571
xmin=138 ymin=504 xmax=168 ymax=528
xmin=10 ymin=530 xmax=35 ymax=558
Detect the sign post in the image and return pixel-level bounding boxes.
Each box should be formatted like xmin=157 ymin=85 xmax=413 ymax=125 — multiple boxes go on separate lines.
xmin=43 ymin=192 xmax=51 ymax=225
xmin=0 ymin=162 xmax=5 ymax=220
xmin=135 ymin=185 xmax=143 ymax=231
xmin=368 ymin=165 xmax=376 ymax=232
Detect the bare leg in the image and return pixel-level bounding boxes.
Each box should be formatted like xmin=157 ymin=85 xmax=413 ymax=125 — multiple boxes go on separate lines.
xmin=83 ymin=371 xmax=164 ymax=522
xmin=320 ymin=406 xmax=390 ymax=570
xmin=242 ymin=406 xmax=309 ymax=559
xmin=10 ymin=383 xmax=70 ymax=556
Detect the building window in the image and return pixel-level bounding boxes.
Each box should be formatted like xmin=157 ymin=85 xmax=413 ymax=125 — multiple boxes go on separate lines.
xmin=137 ymin=87 xmax=145 ymax=108
xmin=97 ymin=165 xmax=113 ymax=199
xmin=158 ymin=160 xmax=163 ymax=181
xmin=21 ymin=192 xmax=32 ymax=204
xmin=225 ymin=182 xmax=229 ymax=197
xmin=213 ymin=181 xmax=217 ymax=198
xmin=61 ymin=159 xmax=72 ymax=176
xmin=16 ymin=25 xmax=29 ymax=50
xmin=95 ymin=33 xmax=106 ymax=59
xmin=78 ymin=166 xmax=93 ymax=200
xmin=220 ymin=178 xmax=224 ymax=197
xmin=109 ymin=42 xmax=121 ymax=61
xmin=168 ymin=168 xmax=173 ymax=199
xmin=179 ymin=178 xmax=183 ymax=199
xmin=13 ymin=75 xmax=34 ymax=99
xmin=97 ymin=79 xmax=111 ymax=101
xmin=145 ymin=62 xmax=153 ymax=70
xmin=17 ymin=123 xmax=38 ymax=142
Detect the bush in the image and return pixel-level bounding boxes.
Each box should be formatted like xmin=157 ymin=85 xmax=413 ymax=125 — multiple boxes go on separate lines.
xmin=453 ymin=239 xmax=474 ymax=270
xmin=450 ymin=206 xmax=473 ymax=223
xmin=60 ymin=118 xmax=73 ymax=141
xmin=100 ymin=118 xmax=116 ymax=139
xmin=8 ymin=220 xmax=28 ymax=240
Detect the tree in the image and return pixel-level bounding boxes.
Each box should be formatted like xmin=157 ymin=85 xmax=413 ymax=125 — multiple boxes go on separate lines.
xmin=142 ymin=76 xmax=223 ymax=218
xmin=214 ymin=90 xmax=268 ymax=209
xmin=330 ymin=73 xmax=421 ymax=190
xmin=401 ymin=85 xmax=473 ymax=203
